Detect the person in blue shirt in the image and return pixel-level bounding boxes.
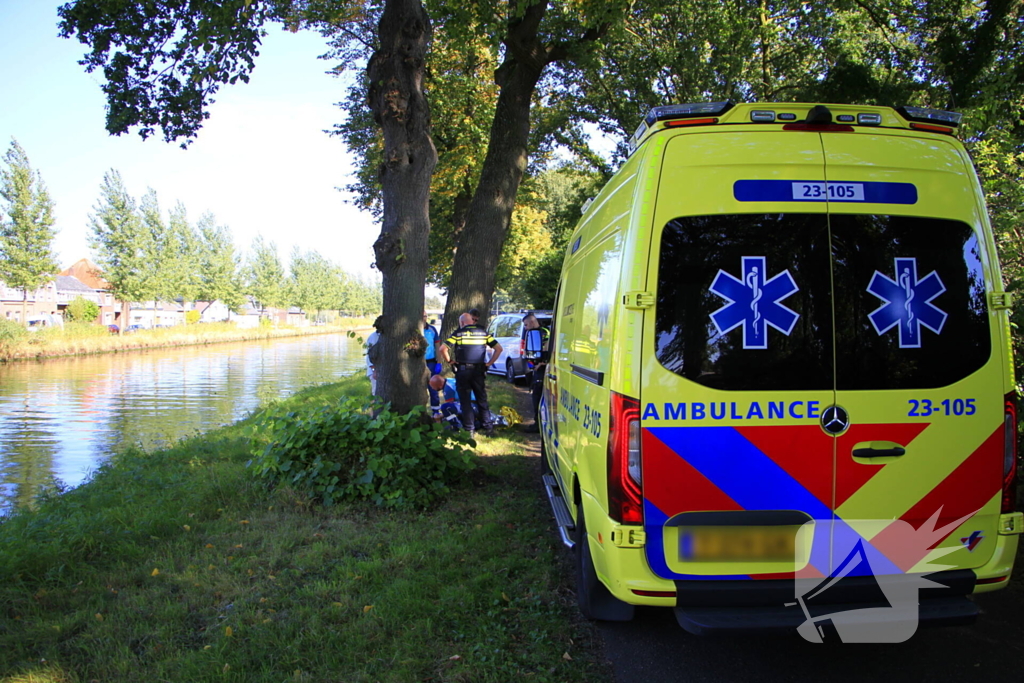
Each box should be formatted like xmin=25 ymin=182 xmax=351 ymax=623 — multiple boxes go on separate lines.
xmin=423 ymin=312 xmax=441 ymax=408
xmin=429 ymin=374 xmax=478 ymax=431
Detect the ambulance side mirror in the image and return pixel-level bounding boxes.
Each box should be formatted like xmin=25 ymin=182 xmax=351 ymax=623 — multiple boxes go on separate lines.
xmin=524 ymin=328 xmax=545 ymax=360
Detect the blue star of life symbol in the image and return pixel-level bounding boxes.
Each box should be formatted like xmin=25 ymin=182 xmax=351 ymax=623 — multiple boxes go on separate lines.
xmin=867 ymin=257 xmax=947 ymax=348
xmin=709 ymin=256 xmax=800 ymax=350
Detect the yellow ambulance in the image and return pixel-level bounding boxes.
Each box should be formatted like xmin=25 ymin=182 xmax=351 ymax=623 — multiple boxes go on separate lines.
xmin=539 ymin=102 xmax=1021 ymax=636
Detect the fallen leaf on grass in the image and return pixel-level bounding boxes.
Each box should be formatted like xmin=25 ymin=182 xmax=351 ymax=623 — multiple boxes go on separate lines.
xmin=151 ymin=568 xmax=160 ymax=577
xmin=183 ymin=525 xmax=191 ymax=531
xmin=449 ymin=655 xmax=461 ymax=661
xmin=94 ymin=613 xmax=103 ymax=622
xmin=363 ymin=605 xmax=374 ymax=613
xmin=562 ymin=652 xmax=572 ymax=661
xmin=225 ymin=626 xmax=233 ymax=637
xmin=501 ymin=592 xmax=511 ymax=602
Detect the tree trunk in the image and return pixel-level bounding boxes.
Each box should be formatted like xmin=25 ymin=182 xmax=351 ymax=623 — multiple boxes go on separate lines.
xmin=368 ymin=0 xmax=438 ymax=414
xmin=440 ymin=3 xmax=550 ymax=338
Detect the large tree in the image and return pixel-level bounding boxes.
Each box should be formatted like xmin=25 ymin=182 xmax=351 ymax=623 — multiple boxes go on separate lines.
xmin=59 ymin=0 xmax=437 ymax=413
xmin=89 ymin=170 xmax=159 ymax=329
xmin=162 ymin=202 xmax=202 ymax=306
xmin=363 ymin=0 xmax=436 ymax=411
xmin=244 ymin=235 xmax=287 ymax=316
xmin=196 ymin=213 xmax=245 ymax=311
xmin=325 ymin=0 xmax=623 ymax=334
xmin=289 ymin=247 xmax=336 ymax=319
xmin=0 ymin=139 xmax=59 ymax=326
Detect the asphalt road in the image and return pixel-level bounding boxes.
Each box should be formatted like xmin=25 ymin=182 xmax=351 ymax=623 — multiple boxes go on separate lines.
xmin=597 ymin=551 xmax=1024 ymax=683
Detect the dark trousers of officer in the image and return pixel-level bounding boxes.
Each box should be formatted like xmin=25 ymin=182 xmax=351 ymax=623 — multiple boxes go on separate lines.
xmin=454 ymin=363 xmax=491 ymax=432
xmin=425 ymin=358 xmax=440 ymax=408
xmin=530 ymin=364 xmax=546 ymax=422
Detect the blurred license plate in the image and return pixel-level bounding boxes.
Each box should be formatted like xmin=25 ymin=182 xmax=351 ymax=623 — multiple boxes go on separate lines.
xmin=679 ymin=527 xmax=796 ymax=562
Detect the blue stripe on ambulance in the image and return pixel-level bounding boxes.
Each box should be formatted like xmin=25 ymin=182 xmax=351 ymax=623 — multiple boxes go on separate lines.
xmin=645 ymin=426 xmax=903 ymax=579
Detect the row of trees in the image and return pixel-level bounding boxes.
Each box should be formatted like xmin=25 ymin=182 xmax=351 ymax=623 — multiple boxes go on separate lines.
xmin=1 ymin=139 xmax=382 ymax=328
xmin=89 ymin=170 xmax=383 ymax=322
xmin=55 ymin=0 xmax=1024 ymax=411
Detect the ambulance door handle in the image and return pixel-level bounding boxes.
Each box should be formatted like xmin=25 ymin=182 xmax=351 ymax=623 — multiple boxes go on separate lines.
xmin=852 ymin=441 xmax=906 ymax=458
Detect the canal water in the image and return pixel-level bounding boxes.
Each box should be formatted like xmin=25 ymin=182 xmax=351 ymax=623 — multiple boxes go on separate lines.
xmin=0 ymin=333 xmax=367 ymax=514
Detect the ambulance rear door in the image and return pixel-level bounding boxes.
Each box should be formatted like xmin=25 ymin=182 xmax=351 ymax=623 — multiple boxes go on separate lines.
xmin=821 ymin=130 xmax=1004 ymax=578
xmin=641 ymin=130 xmax=837 ymax=582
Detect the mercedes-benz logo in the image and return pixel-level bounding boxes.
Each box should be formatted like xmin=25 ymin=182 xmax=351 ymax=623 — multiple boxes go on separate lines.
xmin=821 ymin=405 xmax=850 ymax=435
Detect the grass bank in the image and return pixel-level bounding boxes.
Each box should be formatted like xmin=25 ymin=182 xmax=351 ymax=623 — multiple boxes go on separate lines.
xmin=0 ymin=376 xmax=610 ymax=683
xmin=0 ymin=319 xmax=374 ymax=363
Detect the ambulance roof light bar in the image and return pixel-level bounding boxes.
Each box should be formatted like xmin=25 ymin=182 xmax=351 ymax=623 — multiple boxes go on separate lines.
xmin=897 ymin=106 xmax=962 ymax=127
xmin=629 ymin=101 xmax=733 ymax=154
xmin=643 ymin=101 xmax=734 ymax=126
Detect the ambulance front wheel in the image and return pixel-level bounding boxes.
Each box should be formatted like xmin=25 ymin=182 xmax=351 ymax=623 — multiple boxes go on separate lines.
xmin=574 ymin=503 xmax=635 ymax=622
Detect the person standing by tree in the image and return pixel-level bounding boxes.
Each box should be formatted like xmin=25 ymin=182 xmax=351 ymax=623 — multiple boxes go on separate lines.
xmin=0 ymin=139 xmax=59 ymax=326
xmin=521 ymin=312 xmax=550 ymax=433
xmin=423 ymin=311 xmax=441 ymax=409
xmin=365 ymin=315 xmax=384 ymax=396
xmin=440 ymin=312 xmax=502 ymax=438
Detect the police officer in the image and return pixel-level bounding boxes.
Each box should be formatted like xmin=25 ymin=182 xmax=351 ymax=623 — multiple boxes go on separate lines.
xmin=440 ymin=312 xmax=502 ymax=437
xmin=522 ymin=312 xmax=550 ymax=433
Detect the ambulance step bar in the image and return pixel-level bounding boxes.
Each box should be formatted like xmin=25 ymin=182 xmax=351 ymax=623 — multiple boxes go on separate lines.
xmin=543 ymin=474 xmax=576 ymax=548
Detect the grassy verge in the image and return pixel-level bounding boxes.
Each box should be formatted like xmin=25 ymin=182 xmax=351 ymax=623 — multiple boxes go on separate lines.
xmin=0 ymin=319 xmax=375 ymax=363
xmin=0 ymin=375 xmax=609 ymax=683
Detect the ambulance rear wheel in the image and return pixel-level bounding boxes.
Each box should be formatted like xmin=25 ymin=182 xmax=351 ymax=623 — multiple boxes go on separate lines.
xmin=573 ymin=503 xmax=635 ymax=622
xmin=506 ymin=361 xmax=517 ymax=384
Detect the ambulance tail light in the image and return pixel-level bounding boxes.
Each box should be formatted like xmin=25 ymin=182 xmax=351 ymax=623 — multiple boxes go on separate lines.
xmin=1003 ymin=392 xmax=1019 ymax=514
xmin=608 ymin=392 xmax=643 ymax=524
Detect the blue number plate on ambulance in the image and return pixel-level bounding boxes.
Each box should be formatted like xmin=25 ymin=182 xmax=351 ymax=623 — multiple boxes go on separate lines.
xmin=733 ymin=180 xmax=918 ymax=204
xmin=678 ymin=526 xmax=797 ymax=562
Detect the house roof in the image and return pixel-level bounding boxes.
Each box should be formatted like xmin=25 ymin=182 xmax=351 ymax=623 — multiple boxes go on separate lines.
xmin=55 ymin=275 xmax=96 ymax=293
xmin=60 ymin=259 xmax=111 ymax=290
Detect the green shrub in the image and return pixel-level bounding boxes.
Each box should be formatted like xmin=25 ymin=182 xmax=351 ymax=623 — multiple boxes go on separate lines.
xmin=65 ymin=296 xmax=100 ymax=322
xmin=0 ymin=317 xmax=28 ymax=347
xmin=247 ymin=397 xmax=475 ymax=508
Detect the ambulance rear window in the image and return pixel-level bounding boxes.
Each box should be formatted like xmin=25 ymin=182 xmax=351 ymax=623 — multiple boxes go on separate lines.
xmin=830 ymin=215 xmax=989 ymax=390
xmin=654 ymin=213 xmax=990 ymax=392
xmin=654 ymin=214 xmax=834 ymax=391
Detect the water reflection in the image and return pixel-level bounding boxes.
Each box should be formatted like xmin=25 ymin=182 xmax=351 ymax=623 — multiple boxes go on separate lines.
xmin=0 ymin=333 xmax=366 ymax=514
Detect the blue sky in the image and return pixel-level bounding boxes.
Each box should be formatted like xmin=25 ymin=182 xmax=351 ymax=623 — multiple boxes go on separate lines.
xmin=0 ymin=2 xmax=382 ymax=282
